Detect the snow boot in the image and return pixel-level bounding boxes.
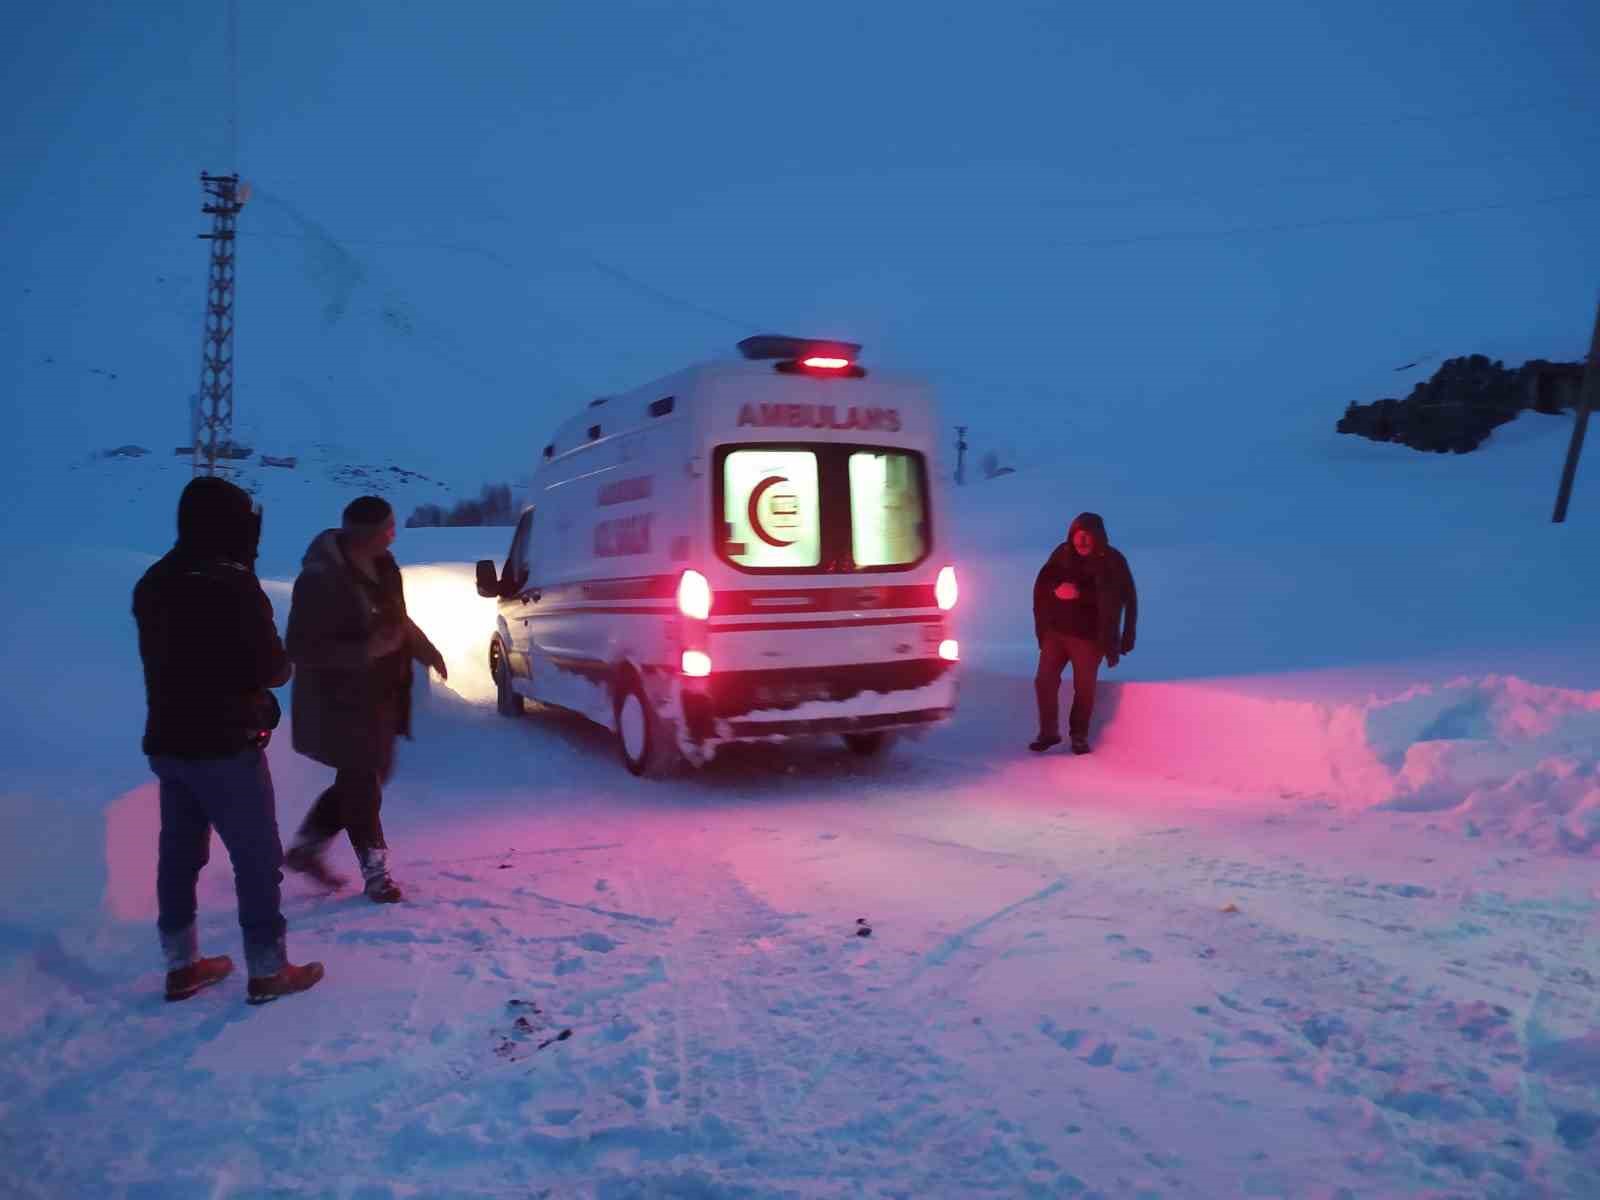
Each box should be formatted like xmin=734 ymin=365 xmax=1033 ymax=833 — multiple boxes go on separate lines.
xmin=1029 ymin=734 xmax=1062 ymax=753
xmin=284 ymin=834 xmax=348 ymax=890
xmin=246 ymin=961 xmax=326 ymax=1005
xmin=359 ymin=846 xmax=403 ymax=904
xmin=1070 ymin=736 xmax=1092 ymax=755
xmin=164 ymin=954 xmax=234 ymax=1002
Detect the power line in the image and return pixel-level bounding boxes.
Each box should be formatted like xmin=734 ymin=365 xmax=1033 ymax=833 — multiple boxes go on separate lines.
xmin=572 ymin=254 xmax=760 ymax=332
xmin=1069 ymin=130 xmax=1600 ymax=216
xmin=238 ymin=229 xmax=766 ymax=333
xmin=1052 ymin=188 xmax=1596 ymax=250
xmin=1083 ymin=92 xmax=1594 ymax=161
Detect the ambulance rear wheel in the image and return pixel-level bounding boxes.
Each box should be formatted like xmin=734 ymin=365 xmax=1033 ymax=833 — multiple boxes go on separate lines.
xmin=492 ymin=642 xmax=524 ymax=717
xmin=616 ymin=671 xmax=682 ymax=778
xmin=843 ymin=731 xmax=892 ymax=757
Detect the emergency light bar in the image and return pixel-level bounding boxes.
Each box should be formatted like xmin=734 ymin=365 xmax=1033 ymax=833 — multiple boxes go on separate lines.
xmin=737 ymin=335 xmax=861 ymax=362
xmin=738 ymin=335 xmax=868 ymax=379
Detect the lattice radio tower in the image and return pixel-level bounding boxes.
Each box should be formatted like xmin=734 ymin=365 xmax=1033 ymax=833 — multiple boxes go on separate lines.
xmin=192 ymin=172 xmax=248 ymax=477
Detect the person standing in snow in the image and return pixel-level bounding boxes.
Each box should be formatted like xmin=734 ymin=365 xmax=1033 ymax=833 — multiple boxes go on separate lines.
xmin=1030 ymin=511 xmax=1138 ymax=755
xmin=133 ymin=477 xmax=326 ymax=1004
xmin=283 ymin=496 xmax=447 ymax=903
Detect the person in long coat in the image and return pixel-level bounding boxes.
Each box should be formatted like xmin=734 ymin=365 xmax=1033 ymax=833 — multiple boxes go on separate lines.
xmin=284 ymin=495 xmax=447 ymax=901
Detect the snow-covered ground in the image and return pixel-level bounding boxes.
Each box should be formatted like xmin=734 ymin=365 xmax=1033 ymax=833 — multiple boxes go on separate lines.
xmin=1 ymin=414 xmax=1597 ymax=1197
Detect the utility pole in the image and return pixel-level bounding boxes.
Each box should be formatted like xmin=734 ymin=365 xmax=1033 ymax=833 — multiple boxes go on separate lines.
xmin=955 ymin=425 xmax=969 ymax=486
xmin=1552 ymin=295 xmax=1599 ymax=523
xmin=193 ymin=171 xmax=246 ymax=477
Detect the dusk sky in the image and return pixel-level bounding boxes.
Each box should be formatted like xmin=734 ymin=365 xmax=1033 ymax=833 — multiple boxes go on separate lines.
xmin=5 ymin=1 xmax=1597 ymax=476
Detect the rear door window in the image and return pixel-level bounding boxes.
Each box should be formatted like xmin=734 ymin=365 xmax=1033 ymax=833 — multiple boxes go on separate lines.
xmin=716 ymin=444 xmax=930 ymax=573
xmin=720 ymin=449 xmax=822 ymax=569
xmin=849 ymin=450 xmax=926 ymax=568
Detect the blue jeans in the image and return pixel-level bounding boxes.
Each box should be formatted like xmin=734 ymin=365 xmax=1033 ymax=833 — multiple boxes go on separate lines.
xmin=150 ymin=750 xmax=288 ymax=977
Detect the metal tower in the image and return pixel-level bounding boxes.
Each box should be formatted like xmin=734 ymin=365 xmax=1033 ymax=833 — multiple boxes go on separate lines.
xmin=193 ymin=172 xmax=246 ymax=476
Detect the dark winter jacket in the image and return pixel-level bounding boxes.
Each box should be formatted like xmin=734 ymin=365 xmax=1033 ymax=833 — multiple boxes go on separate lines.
xmin=134 ymin=478 xmax=290 ymax=759
xmin=1032 ymin=512 xmax=1138 ymax=664
xmin=286 ymin=529 xmax=442 ymax=771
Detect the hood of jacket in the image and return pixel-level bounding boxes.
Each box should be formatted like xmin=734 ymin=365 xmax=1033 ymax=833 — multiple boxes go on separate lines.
xmin=301 ymin=528 xmax=348 ymax=574
xmin=1048 ymin=512 xmax=1111 ymax=566
xmin=175 ymin=476 xmax=261 ymax=565
xmin=301 ymin=528 xmax=401 ymax=592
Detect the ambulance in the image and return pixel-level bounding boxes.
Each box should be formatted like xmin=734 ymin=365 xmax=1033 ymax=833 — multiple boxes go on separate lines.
xmin=475 ymin=336 xmax=960 ymax=775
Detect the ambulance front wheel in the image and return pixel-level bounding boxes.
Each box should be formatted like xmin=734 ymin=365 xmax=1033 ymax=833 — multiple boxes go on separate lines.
xmin=491 ymin=641 xmax=524 ymax=717
xmin=615 ymin=670 xmax=683 ymax=778
xmin=843 ymin=731 xmax=893 ymax=757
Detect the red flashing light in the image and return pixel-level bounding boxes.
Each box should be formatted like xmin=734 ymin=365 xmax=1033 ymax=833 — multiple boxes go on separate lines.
xmin=938 ymin=639 xmax=959 ymax=662
xmin=935 ymin=565 xmax=959 ymax=611
xmin=681 ymin=650 xmax=713 ymax=677
xmin=801 ymin=356 xmax=851 ymax=370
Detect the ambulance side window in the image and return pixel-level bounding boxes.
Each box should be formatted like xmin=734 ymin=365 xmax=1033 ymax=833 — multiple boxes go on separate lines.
xmin=505 ymin=509 xmax=534 ymax=590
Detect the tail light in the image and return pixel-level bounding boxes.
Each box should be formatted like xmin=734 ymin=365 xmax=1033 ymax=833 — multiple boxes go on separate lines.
xmin=677 ymin=569 xmax=712 ymax=620
xmin=681 ymin=650 xmax=712 ymax=677
xmin=935 ymin=565 xmax=958 ymax=611
xmin=938 ymin=639 xmax=959 ymax=662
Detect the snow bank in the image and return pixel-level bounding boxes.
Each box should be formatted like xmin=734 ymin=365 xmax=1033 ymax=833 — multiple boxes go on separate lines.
xmin=1096 ymin=673 xmax=1600 ymax=853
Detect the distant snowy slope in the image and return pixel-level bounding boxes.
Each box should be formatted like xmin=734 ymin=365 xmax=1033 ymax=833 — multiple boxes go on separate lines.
xmin=947 ymin=408 xmax=1599 ymax=682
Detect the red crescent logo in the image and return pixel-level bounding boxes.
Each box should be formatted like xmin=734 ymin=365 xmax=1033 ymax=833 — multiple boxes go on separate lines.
xmin=748 ymin=475 xmax=795 ymax=547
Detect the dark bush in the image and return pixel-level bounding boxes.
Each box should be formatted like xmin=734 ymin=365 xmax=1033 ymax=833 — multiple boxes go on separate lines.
xmin=406 ymin=483 xmax=518 ymax=528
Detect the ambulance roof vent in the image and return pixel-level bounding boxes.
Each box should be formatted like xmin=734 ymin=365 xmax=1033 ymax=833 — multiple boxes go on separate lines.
xmin=737 ymin=335 xmax=861 ymax=362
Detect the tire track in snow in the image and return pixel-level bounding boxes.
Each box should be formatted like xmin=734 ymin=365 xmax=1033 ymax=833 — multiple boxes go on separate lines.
xmin=918 ymin=878 xmax=1073 ymax=970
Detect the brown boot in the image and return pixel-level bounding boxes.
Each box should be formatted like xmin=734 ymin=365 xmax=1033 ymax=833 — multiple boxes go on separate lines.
xmin=285 ymin=837 xmax=348 ymax=890
xmin=164 ymin=954 xmax=234 ymax=1002
xmin=246 ymin=961 xmax=326 ymax=1005
xmin=358 ymin=846 xmax=402 ymax=904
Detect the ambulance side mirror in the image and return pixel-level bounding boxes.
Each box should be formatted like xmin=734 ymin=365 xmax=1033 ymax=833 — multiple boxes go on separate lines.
xmin=475 ymin=560 xmax=503 ymax=599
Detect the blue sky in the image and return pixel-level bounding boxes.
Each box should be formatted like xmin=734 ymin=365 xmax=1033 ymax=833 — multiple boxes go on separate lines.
xmin=4 ymin=1 xmax=1597 ymax=476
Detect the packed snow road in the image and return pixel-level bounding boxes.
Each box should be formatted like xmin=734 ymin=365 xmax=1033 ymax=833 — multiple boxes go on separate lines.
xmin=3 ymin=659 xmax=1596 ymax=1198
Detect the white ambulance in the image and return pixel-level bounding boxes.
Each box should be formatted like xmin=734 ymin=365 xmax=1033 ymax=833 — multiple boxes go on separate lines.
xmin=475 ymin=335 xmax=960 ymax=775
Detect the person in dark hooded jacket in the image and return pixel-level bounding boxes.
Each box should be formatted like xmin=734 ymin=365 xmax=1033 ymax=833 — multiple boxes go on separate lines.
xmin=133 ymin=476 xmax=325 ymax=1004
xmin=1029 ymin=512 xmax=1137 ymax=754
xmin=283 ymin=496 xmax=446 ymax=903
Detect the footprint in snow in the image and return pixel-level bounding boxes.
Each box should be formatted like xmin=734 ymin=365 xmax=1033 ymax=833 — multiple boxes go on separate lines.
xmin=1083 ymin=1042 xmax=1117 ymax=1067
xmin=1377 ymin=883 xmax=1437 ymax=899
